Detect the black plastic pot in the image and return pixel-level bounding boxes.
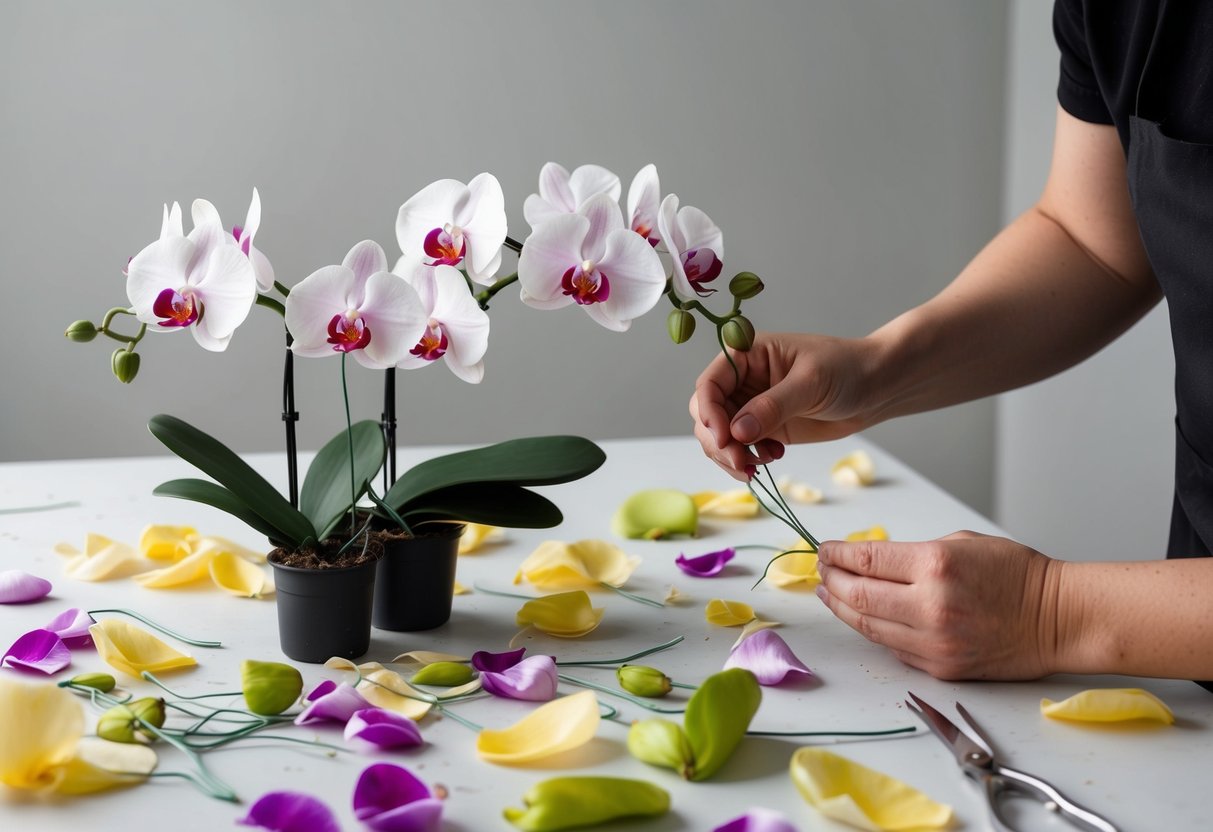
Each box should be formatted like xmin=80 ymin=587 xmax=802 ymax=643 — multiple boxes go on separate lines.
xmin=373 ymin=524 xmax=463 ymax=631
xmin=269 ymin=555 xmax=379 ymax=663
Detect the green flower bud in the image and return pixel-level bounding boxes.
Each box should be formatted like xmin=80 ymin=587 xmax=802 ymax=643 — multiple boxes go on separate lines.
xmin=128 ymin=697 xmax=166 ymax=731
xmin=241 ymin=659 xmax=304 ymax=715
xmin=111 ymin=348 xmax=140 ymax=383
xmin=65 ymin=320 xmax=98 ymax=343
xmin=69 ymin=672 xmax=116 ymax=693
xmin=721 ymin=316 xmax=756 ymax=351
xmin=626 ymin=718 xmax=695 ymax=779
xmin=617 ymin=665 xmax=672 ymax=698
xmin=96 ymin=704 xmax=139 ymax=743
xmin=505 ymin=776 xmax=670 ymax=831
xmin=411 ymin=661 xmax=475 ymax=687
xmin=728 ymin=271 xmax=765 ymax=300
xmin=666 ymin=309 xmax=695 ymax=344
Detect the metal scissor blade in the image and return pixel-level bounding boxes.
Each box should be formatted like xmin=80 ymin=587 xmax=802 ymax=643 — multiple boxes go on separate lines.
xmin=905 ymin=691 xmax=989 ymax=769
xmin=954 ymin=701 xmax=996 ymax=756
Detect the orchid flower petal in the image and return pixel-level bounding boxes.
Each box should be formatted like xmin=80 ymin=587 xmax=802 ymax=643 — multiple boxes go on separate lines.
xmin=238 ymin=791 xmax=341 ymax=832
xmin=125 ymin=236 xmax=195 ymax=324
xmin=846 ymin=526 xmax=889 ymax=542
xmin=45 ymin=608 xmax=94 ymax=642
xmin=132 ymin=546 xmax=215 ymax=588
xmin=355 ymin=272 xmax=428 ymax=369
xmin=56 ymin=737 xmax=157 ymax=795
xmin=713 ymin=807 xmax=800 ymax=832
xmin=294 ymin=681 xmax=372 ymax=725
xmin=476 ymin=690 xmax=600 ymax=764
xmin=138 ymin=525 xmax=198 ymax=561
xmin=188 ymin=243 xmax=258 ymax=350
xmin=353 ymin=763 xmax=443 ymax=832
xmin=611 ymin=489 xmax=698 ymax=540
xmin=342 ymin=240 xmax=389 ymax=284
xmin=356 ymin=670 xmax=433 ymax=721
xmin=209 ymin=550 xmax=271 ymax=597
xmin=344 ymin=709 xmax=425 ymax=751
xmin=160 ymin=202 xmax=183 ymax=239
xmin=790 ymin=748 xmax=954 ymax=831
xmin=0 ymin=678 xmax=84 ymax=790
xmin=2 ymin=629 xmax=71 ymax=674
xmin=586 ymin=227 xmax=666 ymax=330
xmin=705 ymin=599 xmax=756 ymax=627
xmin=730 ymin=618 xmax=783 ymax=650
xmin=627 ymin=163 xmax=661 ymax=245
xmin=62 ymin=534 xmax=140 ymax=581
xmin=569 ymin=164 xmax=621 ymax=209
xmin=692 ymin=490 xmax=762 ymax=518
xmin=516 ymin=591 xmax=604 ymax=638
xmin=471 ymin=648 xmax=527 ymax=673
xmin=724 ymin=629 xmax=812 ymax=686
xmin=767 ymin=547 xmax=821 ymax=589
xmin=516 ymin=213 xmax=588 ymax=309
xmin=284 ymin=265 xmax=360 ymax=357
xmin=675 ymin=548 xmax=735 ymax=578
xmin=480 ymin=655 xmax=558 ymax=702
xmin=832 ymin=450 xmax=877 ymax=486
xmin=458 ymin=524 xmax=503 ymax=554
xmin=0 ymin=570 xmax=52 ymax=603
xmin=460 ymin=172 xmax=507 ymax=282
xmin=1040 ymin=688 xmax=1175 ymax=724
xmin=515 ymin=539 xmax=641 ymax=590
xmin=88 ymin=619 xmax=196 ymax=678
xmin=536 ymin=162 xmax=575 ymax=211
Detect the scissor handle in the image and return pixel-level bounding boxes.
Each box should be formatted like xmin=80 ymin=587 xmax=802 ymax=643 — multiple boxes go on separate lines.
xmin=981 ymin=765 xmax=1120 ymax=832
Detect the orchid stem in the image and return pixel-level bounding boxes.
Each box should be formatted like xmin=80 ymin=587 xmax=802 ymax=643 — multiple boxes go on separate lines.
xmin=0 ymin=500 xmax=80 ymax=514
xmin=141 ymin=671 xmax=238 ymax=701
xmin=555 ymin=635 xmax=685 ymax=667
xmin=341 ymin=353 xmax=357 ymax=540
xmin=751 ymin=549 xmax=818 ymax=590
xmin=255 ymin=295 xmax=285 ymax=317
xmin=669 ymin=681 xmax=698 ymax=691
xmin=599 ymin=582 xmax=665 ymax=608
xmin=86 ymin=608 xmax=221 ymax=648
xmin=434 ymin=703 xmax=483 ymax=733
xmin=747 ymin=726 xmax=917 ymax=739
xmin=475 ymin=271 xmax=518 ymax=310
xmin=471 ymin=583 xmax=536 ymax=601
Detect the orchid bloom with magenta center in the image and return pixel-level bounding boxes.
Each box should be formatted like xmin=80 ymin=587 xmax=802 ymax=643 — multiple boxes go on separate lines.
xmin=393 ymin=262 xmax=490 ymax=383
xmin=396 ymin=173 xmax=507 ymax=285
xmin=657 ymin=193 xmax=724 ymax=301
xmin=524 ymin=161 xmax=621 ymax=229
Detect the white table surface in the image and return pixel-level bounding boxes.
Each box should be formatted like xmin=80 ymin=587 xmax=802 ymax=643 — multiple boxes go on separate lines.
xmin=1 ymin=436 xmax=1208 ymax=832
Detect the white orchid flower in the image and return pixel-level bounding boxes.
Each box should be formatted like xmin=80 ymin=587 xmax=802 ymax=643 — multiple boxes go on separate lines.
xmin=656 ymin=193 xmax=724 ymax=301
xmin=626 ymin=164 xmax=661 ymax=247
xmin=523 ymin=162 xmax=621 ymax=229
xmin=517 ymin=193 xmax=666 ymax=332
xmin=395 ymin=173 xmax=507 ymax=285
xmin=393 ymin=262 xmax=491 ymax=384
xmin=125 ymin=198 xmax=257 ymax=352
xmin=231 ymin=188 xmax=276 ymax=293
xmin=285 ymin=240 xmax=427 ymax=370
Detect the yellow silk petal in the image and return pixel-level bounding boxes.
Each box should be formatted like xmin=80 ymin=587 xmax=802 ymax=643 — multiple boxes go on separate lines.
xmin=132 ymin=546 xmax=215 ymax=588
xmin=477 ymin=690 xmax=600 ymax=764
xmin=63 ymin=534 xmax=141 ymax=581
xmin=459 ymin=523 xmax=504 ymax=554
xmin=356 ymin=669 xmax=432 ymax=720
xmin=791 ymin=748 xmax=954 ymax=831
xmin=56 ymin=738 xmax=157 ymax=795
xmin=1041 ymin=689 xmax=1175 ymax=724
xmin=516 ymin=591 xmax=605 ymax=638
xmin=705 ymin=599 xmax=756 ymax=627
xmin=389 ymin=651 xmax=471 ymax=670
xmin=88 ymin=620 xmax=197 ymax=678
xmin=664 ymin=585 xmax=689 ymax=605
xmin=777 ymin=477 xmax=825 ymax=504
xmin=691 ymin=490 xmax=761 ymax=518
xmin=847 ymin=525 xmax=889 ymax=542
xmin=0 ymin=679 xmax=84 ymax=791
xmin=453 ymin=580 xmax=470 ymax=595
xmin=139 ymin=525 xmax=198 ymax=561
xmin=209 ymin=550 xmax=271 ymax=597
xmin=768 ymin=548 xmax=821 ymax=589
xmin=515 ymin=540 xmax=641 ymax=589
xmin=197 ymin=535 xmax=267 ymax=564
xmin=832 ymin=450 xmax=877 ymax=487
xmin=732 ymin=618 xmax=783 ymax=649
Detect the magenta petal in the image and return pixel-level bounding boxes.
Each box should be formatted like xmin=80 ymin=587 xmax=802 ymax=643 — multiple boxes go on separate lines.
xmin=723 ymin=629 xmax=812 ymax=686
xmin=238 ymin=791 xmax=341 ymax=832
xmin=45 ymin=608 xmax=94 ymax=644
xmin=2 ymin=629 xmax=71 ymax=674
xmin=713 ymin=807 xmax=800 ymax=832
xmin=353 ymin=763 xmax=442 ymax=832
xmin=470 ymin=647 xmax=526 ymax=673
xmin=0 ymin=570 xmax=53 ymax=603
xmin=295 ymin=682 xmax=372 ymax=725
xmin=479 ymin=654 xmax=558 ymax=701
xmin=675 ymin=547 xmax=735 ymax=578
xmin=344 ymin=708 xmax=424 ymax=751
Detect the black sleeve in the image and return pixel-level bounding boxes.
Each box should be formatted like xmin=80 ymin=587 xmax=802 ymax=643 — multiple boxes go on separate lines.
xmin=1053 ymin=0 xmax=1113 ymax=124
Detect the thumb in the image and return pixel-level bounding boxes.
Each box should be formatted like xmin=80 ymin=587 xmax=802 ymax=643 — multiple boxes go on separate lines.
xmin=730 ymin=379 xmax=802 ymax=443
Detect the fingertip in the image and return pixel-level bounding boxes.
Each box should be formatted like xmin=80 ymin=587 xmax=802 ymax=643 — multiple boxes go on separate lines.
xmin=815 ymin=585 xmax=829 ymax=605
xmin=732 ymin=413 xmax=760 ymax=444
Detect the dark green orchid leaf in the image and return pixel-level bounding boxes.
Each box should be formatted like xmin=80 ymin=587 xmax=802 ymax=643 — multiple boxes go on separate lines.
xmin=299 ymin=420 xmax=385 ymax=538
xmin=148 ymin=414 xmax=316 ymax=547
xmin=382 ymin=436 xmax=605 ymax=512
xmin=396 ymin=482 xmax=564 ymax=528
xmin=153 ymin=479 xmax=292 ymax=548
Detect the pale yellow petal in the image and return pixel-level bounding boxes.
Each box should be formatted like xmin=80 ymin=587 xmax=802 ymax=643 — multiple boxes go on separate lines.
xmin=438 ymin=678 xmax=484 ymax=700
xmin=515 ymin=540 xmax=640 ymax=589
xmin=516 ymin=591 xmax=605 ymax=638
xmin=64 ymin=535 xmax=141 ymax=581
xmin=768 ymin=548 xmax=821 ymax=589
xmin=56 ymin=738 xmax=156 ymax=795
xmin=1041 ymin=688 xmax=1175 ymax=724
xmin=389 ymin=650 xmax=471 ymax=670
xmin=788 ymin=482 xmax=825 ymax=504
xmin=209 ymin=550 xmax=271 ymax=598
xmin=0 ymin=679 xmax=84 ymax=791
xmin=356 ymin=669 xmax=432 ymax=720
xmin=54 ymin=542 xmax=80 ymax=557
xmin=459 ymin=523 xmax=504 ymax=554
xmin=138 ymin=525 xmax=199 ymax=561
xmin=663 ymin=585 xmax=689 ymax=605
xmin=832 ymin=451 xmax=877 ymax=487
xmin=196 ymin=535 xmax=267 ymax=564
xmin=88 ymin=620 xmax=197 ymax=678
xmin=477 ymin=690 xmax=600 ymax=764
xmin=691 ymin=490 xmax=761 ymax=519
xmin=791 ymin=748 xmax=953 ymax=831
xmin=846 ymin=525 xmax=889 ymax=542
xmin=453 ymin=580 xmax=470 ymax=595
xmin=731 ymin=618 xmax=783 ymax=649
xmin=132 ymin=546 xmax=216 ymax=588
xmin=705 ymin=599 xmax=756 ymax=627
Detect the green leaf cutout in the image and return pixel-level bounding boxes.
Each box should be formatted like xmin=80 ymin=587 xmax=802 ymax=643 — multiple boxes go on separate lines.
xmin=299 ymin=420 xmax=385 ymax=539
xmin=153 ymin=479 xmax=290 ymax=548
xmin=683 ymin=668 xmax=762 ymax=781
xmin=399 ymin=483 xmax=564 ymax=528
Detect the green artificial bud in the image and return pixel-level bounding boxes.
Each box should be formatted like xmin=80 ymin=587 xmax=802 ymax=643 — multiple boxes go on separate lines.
xmin=96 ymin=697 xmax=163 ymax=744
xmin=683 ymin=668 xmax=762 ymax=781
xmin=411 ymin=661 xmax=476 ymax=687
xmin=241 ymin=659 xmax=304 ymax=716
xmin=69 ymin=672 xmax=116 ymax=693
xmin=728 ymin=271 xmax=765 ymax=300
xmin=65 ymin=320 xmax=98 ymax=343
xmin=504 ymin=776 xmax=670 ymax=831
xmin=611 ymin=488 xmax=698 ymax=540
xmin=111 ymin=348 xmax=140 ymax=383
xmin=666 ymin=309 xmax=696 ymax=344
xmin=720 ymin=316 xmax=756 ymax=351
xmin=617 ymin=665 xmax=672 ymax=698
xmin=626 ymin=718 xmax=695 ymax=779
xmin=129 ymin=697 xmax=166 ymax=730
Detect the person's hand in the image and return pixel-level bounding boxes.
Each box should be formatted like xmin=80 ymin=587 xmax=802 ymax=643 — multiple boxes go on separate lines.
xmin=815 ymin=531 xmax=1060 ymax=680
xmin=689 ymin=331 xmax=882 ymax=480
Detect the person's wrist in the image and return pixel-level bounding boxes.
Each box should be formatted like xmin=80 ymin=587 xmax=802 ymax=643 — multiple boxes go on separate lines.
xmin=1046 ymin=560 xmax=1105 ymax=674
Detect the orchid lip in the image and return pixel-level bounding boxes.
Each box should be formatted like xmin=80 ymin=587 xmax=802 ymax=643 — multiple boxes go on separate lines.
xmin=423 ymin=225 xmax=467 ymax=267
xmin=409 ymin=323 xmax=449 ymax=361
xmin=327 ymin=312 xmax=372 ymax=352
xmin=152 ymin=287 xmax=199 ymax=327
xmin=683 ymin=248 xmax=723 ymax=296
xmin=560 ymin=262 xmax=611 ymax=305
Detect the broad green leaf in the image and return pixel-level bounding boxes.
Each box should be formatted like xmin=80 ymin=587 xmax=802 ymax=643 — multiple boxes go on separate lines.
xmin=398 ymin=483 xmax=564 ymax=528
xmin=148 ymin=415 xmax=316 ymax=547
xmin=299 ymin=421 xmax=385 ymax=537
xmin=683 ymin=668 xmax=762 ymax=781
xmin=153 ymin=479 xmax=290 ymax=548
xmin=383 ymin=436 xmax=605 ymax=511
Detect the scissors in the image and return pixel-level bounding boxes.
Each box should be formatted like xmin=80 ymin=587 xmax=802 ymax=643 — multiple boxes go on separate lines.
xmin=905 ymin=692 xmax=1120 ymax=832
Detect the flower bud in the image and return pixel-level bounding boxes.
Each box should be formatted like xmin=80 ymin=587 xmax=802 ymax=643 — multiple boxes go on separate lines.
xmin=241 ymin=659 xmax=304 ymax=715
xmin=666 ymin=309 xmax=695 ymax=344
xmin=97 ymin=704 xmax=139 ymax=743
xmin=617 ymin=665 xmax=672 ymax=698
xmin=411 ymin=660 xmax=476 ymax=687
xmin=69 ymin=672 xmax=116 ymax=693
xmin=721 ymin=316 xmax=755 ymax=351
xmin=728 ymin=272 xmax=764 ymax=300
xmin=627 ymin=718 xmax=695 ymax=779
xmin=65 ymin=320 xmax=98 ymax=342
xmin=129 ymin=697 xmax=166 ymax=731
xmin=111 ymin=348 xmax=140 ymax=383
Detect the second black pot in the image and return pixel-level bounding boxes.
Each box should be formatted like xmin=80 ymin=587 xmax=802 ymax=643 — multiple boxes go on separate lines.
xmin=372 ymin=524 xmax=463 ymax=631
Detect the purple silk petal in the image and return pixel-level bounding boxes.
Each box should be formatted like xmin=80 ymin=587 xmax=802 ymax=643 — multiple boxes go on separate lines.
xmin=479 ymin=654 xmax=558 ymax=701
xmin=0 ymin=570 xmax=53 ymax=603
xmin=713 ymin=807 xmax=800 ymax=832
xmin=675 ymin=547 xmax=735 ymax=578
xmin=2 ymin=629 xmax=71 ymax=674
xmin=238 ymin=791 xmax=341 ymax=832
xmin=45 ymin=607 xmax=94 ymax=646
xmin=295 ymin=681 xmax=372 ymax=725
xmin=723 ymin=629 xmax=812 ymax=686
xmin=353 ymin=763 xmax=443 ymax=832
xmin=470 ymin=647 xmax=526 ymax=673
xmin=344 ymin=708 xmax=424 ymax=751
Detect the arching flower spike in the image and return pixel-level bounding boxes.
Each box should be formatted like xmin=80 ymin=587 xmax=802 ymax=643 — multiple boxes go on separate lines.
xmin=657 ymin=194 xmax=724 ymax=301
xmin=627 ymin=164 xmax=661 ymax=247
xmin=523 ymin=162 xmax=621 ymax=229
xmin=393 ymin=263 xmax=490 ymax=383
xmin=395 ymin=174 xmax=507 ymax=285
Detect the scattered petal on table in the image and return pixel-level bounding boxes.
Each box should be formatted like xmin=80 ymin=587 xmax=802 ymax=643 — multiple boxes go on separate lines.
xmin=611 ymin=489 xmax=698 ymax=540
xmin=138 ymin=525 xmax=198 ymax=561
xmin=777 ymin=476 xmax=824 ymax=505
xmin=516 ymin=591 xmax=604 ymax=638
xmin=705 ymin=599 xmax=756 ymax=627
xmin=199 ymin=535 xmax=267 ymax=564
xmin=242 ymin=660 xmax=304 ymax=716
xmin=345 ymin=708 xmax=425 ymax=751
xmin=62 ymin=534 xmax=141 ymax=581
xmin=45 ymin=608 xmax=94 ymax=643
xmin=0 ymin=677 xmax=85 ymax=790
xmin=459 ymin=523 xmax=504 ymax=554
xmin=56 ymin=737 xmax=157 ymax=795
xmin=831 ymin=450 xmax=876 ymax=487
xmin=88 ymin=619 xmax=196 ymax=678
xmin=504 ymin=776 xmax=670 ymax=830
xmin=692 ymin=489 xmax=762 ymax=518
xmin=0 ymin=570 xmax=53 ymax=604
xmin=477 ymin=690 xmax=600 ymax=764
xmin=353 ymin=762 xmax=443 ymax=832
xmin=411 ymin=661 xmax=476 ymax=687
xmin=790 ymin=747 xmax=953 ymax=831
xmin=1041 ymin=689 xmax=1175 ymax=725
xmin=724 ymin=629 xmax=812 ymax=686
xmin=390 ymin=650 xmax=471 ymax=670
xmin=357 ymin=670 xmax=433 ymax=721
xmin=480 ymin=654 xmax=558 ymax=702
xmin=730 ymin=619 xmax=782 ymax=650
xmin=2 ymin=629 xmax=71 ymax=674
xmin=664 ymin=585 xmax=689 ymax=605
xmin=209 ymin=550 xmax=272 ymax=597
xmin=713 ymin=807 xmax=800 ymax=832
xmin=846 ymin=526 xmax=888 ymax=542
xmin=675 ymin=547 xmax=735 ymax=578
xmin=132 ymin=546 xmax=215 ymax=588
xmin=514 ymin=539 xmax=640 ymax=589
xmin=295 ymin=681 xmax=372 ymax=725
xmin=453 ymin=580 xmax=470 ymax=595
xmin=238 ymin=791 xmax=341 ymax=832
xmin=767 ymin=547 xmax=820 ymax=589
xmin=472 ymin=648 xmax=528 ymax=673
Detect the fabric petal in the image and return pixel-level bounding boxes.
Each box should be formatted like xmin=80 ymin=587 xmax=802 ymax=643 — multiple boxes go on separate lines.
xmin=353 ymin=763 xmax=443 ymax=832
xmin=356 ymin=670 xmax=433 ymax=721
xmin=515 ymin=539 xmax=641 ymax=589
xmin=0 ymin=678 xmax=85 ymax=790
xmin=790 ymin=748 xmax=953 ymax=831
xmin=2 ymin=629 xmax=71 ymax=674
xmin=480 ymin=654 xmax=558 ymax=701
xmin=390 ymin=650 xmax=471 ymax=670
xmin=517 ymin=214 xmax=588 ymax=308
xmin=209 ymin=550 xmax=271 ymax=597
xmin=63 ymin=534 xmax=140 ymax=581
xmin=56 ymin=737 xmax=157 ymax=795
xmin=724 ymin=629 xmax=812 ymax=686
xmin=1040 ymin=689 xmax=1175 ymax=724
xmin=713 ymin=808 xmax=799 ymax=832
xmin=239 ymin=791 xmax=342 ymax=832
xmin=294 ymin=682 xmax=372 ymax=725
xmin=88 ymin=619 xmax=196 ymax=678
xmin=139 ymin=525 xmax=198 ymax=561
xmin=476 ymin=690 xmax=600 ymax=764
xmin=611 ymin=488 xmax=699 ymax=540
xmin=45 ymin=608 xmax=94 ymax=642
xmin=343 ymin=239 xmax=390 ymax=284
xmin=692 ymin=490 xmax=762 ymax=518
xmin=471 ymin=648 xmax=526 ymax=673
xmin=458 ymin=524 xmax=503 ymax=554
xmin=846 ymin=526 xmax=888 ymax=542
xmin=516 ymin=591 xmax=604 ymax=638
xmin=767 ymin=548 xmax=821 ymax=589
xmin=133 ymin=546 xmax=215 ymax=588
xmin=675 ymin=548 xmax=735 ymax=578
xmin=0 ymin=570 xmax=52 ymax=603
xmin=832 ymin=450 xmax=877 ymax=486
xmin=345 ymin=708 xmax=425 ymax=751
xmin=705 ymin=599 xmax=756 ymax=627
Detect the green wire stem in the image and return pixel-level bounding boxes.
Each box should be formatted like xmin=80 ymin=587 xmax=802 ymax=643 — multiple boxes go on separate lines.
xmin=86 ymin=608 xmax=222 ymax=648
